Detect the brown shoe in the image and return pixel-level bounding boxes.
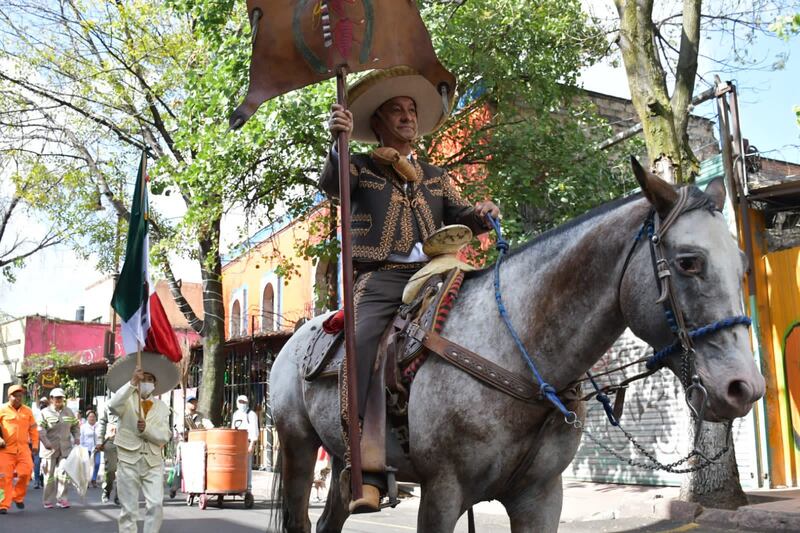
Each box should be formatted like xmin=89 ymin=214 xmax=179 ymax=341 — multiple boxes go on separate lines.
xmin=348 ymin=484 xmax=381 ymax=514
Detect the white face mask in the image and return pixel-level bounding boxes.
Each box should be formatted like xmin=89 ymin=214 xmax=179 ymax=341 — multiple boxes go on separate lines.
xmin=139 ymin=382 xmax=155 ymax=398
xmin=237 ymin=403 xmax=248 ymax=413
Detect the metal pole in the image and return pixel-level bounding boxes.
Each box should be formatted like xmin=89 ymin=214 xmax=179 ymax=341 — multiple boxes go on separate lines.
xmin=728 ymin=84 xmax=770 ymax=488
xmin=335 ymin=67 xmax=363 ymax=500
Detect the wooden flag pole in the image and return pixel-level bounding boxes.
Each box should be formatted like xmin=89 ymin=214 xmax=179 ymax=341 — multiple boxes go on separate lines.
xmin=335 ymin=66 xmax=363 ymax=501
xmin=136 ymin=346 xmax=145 ymax=421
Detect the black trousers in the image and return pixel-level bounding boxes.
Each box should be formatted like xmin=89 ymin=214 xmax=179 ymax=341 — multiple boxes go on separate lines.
xmin=353 ymin=265 xmax=420 ymax=419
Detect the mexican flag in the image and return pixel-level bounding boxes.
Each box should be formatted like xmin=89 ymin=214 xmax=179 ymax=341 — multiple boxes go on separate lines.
xmin=110 ymin=152 xmax=182 ymax=362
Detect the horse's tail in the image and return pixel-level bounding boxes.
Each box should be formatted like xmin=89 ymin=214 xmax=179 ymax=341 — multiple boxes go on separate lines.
xmin=266 ymin=447 xmax=284 ymax=533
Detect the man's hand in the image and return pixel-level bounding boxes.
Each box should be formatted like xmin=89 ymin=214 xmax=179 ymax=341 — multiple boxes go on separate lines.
xmin=95 ymin=443 xmax=104 ymax=452
xmin=130 ymin=367 xmax=145 ymax=387
xmin=40 ymin=442 xmax=51 ymax=450
xmin=328 ymin=103 xmax=353 ymax=137
xmin=247 ymin=442 xmax=255 ymax=454
xmin=0 ymin=437 xmax=5 ymax=448
xmin=137 ymin=419 xmax=146 ymax=432
xmin=475 ymin=200 xmax=501 ymax=223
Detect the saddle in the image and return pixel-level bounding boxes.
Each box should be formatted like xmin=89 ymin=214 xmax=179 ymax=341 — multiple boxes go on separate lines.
xmin=302 ymin=267 xmax=462 ymax=386
xmin=302 ymin=266 xmax=540 ymax=404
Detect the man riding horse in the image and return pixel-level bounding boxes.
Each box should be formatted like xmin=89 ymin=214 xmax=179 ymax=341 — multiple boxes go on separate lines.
xmin=320 ymin=66 xmax=501 ymax=513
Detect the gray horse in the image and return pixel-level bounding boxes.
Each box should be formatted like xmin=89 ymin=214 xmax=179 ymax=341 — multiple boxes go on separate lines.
xmin=268 ymin=161 xmax=765 ymax=532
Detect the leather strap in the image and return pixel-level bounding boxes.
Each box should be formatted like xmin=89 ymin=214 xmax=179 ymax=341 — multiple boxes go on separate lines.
xmin=418 ymin=327 xmax=538 ymax=402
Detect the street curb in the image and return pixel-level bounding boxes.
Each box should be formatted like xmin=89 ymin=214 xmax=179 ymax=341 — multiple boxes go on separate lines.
xmin=639 ymin=498 xmax=800 ymax=532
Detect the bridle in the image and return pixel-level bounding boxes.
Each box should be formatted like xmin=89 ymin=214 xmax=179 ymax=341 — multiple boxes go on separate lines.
xmin=603 ymin=187 xmax=752 ymax=460
xmin=486 ymin=186 xmax=753 ymax=473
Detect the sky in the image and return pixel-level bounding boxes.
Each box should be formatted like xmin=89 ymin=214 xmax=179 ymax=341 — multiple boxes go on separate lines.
xmin=2 ymin=3 xmax=799 ymax=321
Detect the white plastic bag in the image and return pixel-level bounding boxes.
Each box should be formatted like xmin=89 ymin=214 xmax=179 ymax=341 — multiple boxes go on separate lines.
xmin=62 ymin=446 xmax=92 ymax=497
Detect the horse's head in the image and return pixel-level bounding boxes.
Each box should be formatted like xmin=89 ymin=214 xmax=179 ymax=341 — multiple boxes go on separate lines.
xmin=620 ymin=158 xmax=765 ymax=421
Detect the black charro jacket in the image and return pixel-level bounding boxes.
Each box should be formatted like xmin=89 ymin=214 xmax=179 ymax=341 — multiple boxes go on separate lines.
xmin=319 ymin=150 xmax=488 ymax=264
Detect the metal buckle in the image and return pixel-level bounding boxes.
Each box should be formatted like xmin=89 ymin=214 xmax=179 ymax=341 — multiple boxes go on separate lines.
xmin=405 ymin=322 xmax=426 ymax=344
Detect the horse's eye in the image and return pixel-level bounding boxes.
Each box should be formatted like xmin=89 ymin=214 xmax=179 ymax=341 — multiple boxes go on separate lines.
xmin=676 ymin=256 xmax=703 ymax=275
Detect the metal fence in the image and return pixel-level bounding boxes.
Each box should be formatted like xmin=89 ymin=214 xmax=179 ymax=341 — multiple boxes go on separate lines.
xmin=189 ymin=332 xmax=290 ymax=470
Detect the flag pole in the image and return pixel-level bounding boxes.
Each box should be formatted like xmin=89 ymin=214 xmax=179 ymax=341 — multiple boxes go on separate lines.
xmin=335 ymin=66 xmax=363 ymax=501
xmin=136 ymin=344 xmax=145 ymax=421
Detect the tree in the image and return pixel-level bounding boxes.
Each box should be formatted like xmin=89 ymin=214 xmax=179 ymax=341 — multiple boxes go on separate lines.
xmin=0 ymin=1 xmax=266 ymax=424
xmin=608 ymin=0 xmax=798 ymax=509
xmin=0 ymin=0 xmax=630 ymax=424
xmin=0 ymin=169 xmax=62 ymax=283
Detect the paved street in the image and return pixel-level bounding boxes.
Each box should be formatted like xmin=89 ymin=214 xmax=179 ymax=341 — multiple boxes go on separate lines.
xmin=0 ymin=483 xmax=734 ymax=532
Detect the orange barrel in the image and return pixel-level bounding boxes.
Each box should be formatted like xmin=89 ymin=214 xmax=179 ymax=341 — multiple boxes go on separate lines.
xmin=205 ymin=428 xmax=248 ymax=493
xmin=188 ymin=429 xmax=207 ymax=443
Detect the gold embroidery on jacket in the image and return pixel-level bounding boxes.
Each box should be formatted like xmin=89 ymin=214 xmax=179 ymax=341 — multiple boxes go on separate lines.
xmin=351 ymin=213 xmax=372 ymax=237
xmin=441 ymin=171 xmax=471 ymax=207
xmin=413 ymin=198 xmax=437 ymax=240
xmin=352 ymin=187 xmax=402 ymax=261
xmin=358 ymin=168 xmax=387 ymax=190
xmin=386 ymin=191 xmax=414 ymax=254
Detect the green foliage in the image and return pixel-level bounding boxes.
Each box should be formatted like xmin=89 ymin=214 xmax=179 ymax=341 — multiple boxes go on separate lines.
xmin=0 ymin=0 xmax=636 ymax=297
xmin=419 ymin=0 xmax=635 ymax=243
xmin=21 ymin=348 xmax=81 ymax=399
xmin=770 ymin=13 xmax=800 ymax=39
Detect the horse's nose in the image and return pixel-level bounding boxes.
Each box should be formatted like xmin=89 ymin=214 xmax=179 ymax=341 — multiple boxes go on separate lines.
xmin=725 ymin=375 xmax=765 ymax=415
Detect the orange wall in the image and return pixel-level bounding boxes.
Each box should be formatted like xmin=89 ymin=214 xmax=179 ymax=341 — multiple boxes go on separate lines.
xmin=748 ymin=208 xmax=800 ymax=487
xmin=222 ymin=207 xmax=330 ymax=339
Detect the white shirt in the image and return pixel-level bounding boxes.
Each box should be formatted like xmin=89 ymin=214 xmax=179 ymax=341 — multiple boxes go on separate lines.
xmin=80 ymin=421 xmax=97 ymax=449
xmin=231 ymin=409 xmax=259 ymax=443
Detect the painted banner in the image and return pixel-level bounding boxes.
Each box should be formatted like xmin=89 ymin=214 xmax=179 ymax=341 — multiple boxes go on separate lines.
xmin=230 ymin=0 xmax=455 ymax=127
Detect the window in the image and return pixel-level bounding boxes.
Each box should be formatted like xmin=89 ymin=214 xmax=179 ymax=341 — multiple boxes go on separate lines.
xmin=231 ymin=300 xmax=241 ymax=338
xmin=261 ymin=284 xmax=275 ymax=332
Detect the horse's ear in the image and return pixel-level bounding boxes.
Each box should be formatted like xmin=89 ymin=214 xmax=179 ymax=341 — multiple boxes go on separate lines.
xmin=630 ymin=156 xmax=678 ymax=217
xmin=704 ymin=177 xmax=727 ymax=211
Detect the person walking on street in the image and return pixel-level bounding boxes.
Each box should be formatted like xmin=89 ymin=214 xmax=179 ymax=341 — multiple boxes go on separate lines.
xmin=231 ymin=395 xmax=258 ymax=491
xmin=0 ymin=384 xmax=39 ymax=514
xmin=96 ymin=400 xmax=120 ymax=504
xmin=37 ymin=387 xmax=79 ymax=509
xmin=31 ymin=397 xmax=49 ymax=489
xmin=106 ymin=352 xmax=177 ymax=533
xmin=80 ymin=410 xmax=100 ymax=488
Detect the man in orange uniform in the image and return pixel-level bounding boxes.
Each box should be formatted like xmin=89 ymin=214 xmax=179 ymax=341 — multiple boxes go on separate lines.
xmin=0 ymin=384 xmax=39 ymax=514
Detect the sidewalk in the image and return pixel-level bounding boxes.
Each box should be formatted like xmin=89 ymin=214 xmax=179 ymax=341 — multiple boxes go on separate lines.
xmin=252 ymin=471 xmax=800 ymax=531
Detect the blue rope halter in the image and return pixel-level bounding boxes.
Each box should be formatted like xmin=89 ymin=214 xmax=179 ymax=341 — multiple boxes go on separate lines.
xmin=486 ymin=215 xmax=578 ymax=424
xmin=486 ymin=212 xmax=752 ymax=428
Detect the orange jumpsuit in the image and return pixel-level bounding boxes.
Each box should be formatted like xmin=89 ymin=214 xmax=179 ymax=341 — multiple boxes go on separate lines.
xmin=0 ymin=402 xmax=39 ymax=510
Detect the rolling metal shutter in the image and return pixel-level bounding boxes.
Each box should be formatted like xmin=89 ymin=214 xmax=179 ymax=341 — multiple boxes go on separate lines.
xmin=566 ymin=330 xmax=759 ymax=488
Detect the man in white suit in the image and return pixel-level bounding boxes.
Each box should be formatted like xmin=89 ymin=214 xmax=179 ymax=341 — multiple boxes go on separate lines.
xmin=108 ymin=360 xmax=174 ymax=533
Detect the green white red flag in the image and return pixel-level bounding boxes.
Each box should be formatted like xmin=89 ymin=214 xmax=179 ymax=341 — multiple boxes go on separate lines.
xmin=110 ymin=152 xmax=182 ymax=362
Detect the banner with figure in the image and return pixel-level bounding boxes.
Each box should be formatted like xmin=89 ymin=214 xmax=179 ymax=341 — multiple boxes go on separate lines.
xmin=229 ymin=0 xmax=455 ymax=128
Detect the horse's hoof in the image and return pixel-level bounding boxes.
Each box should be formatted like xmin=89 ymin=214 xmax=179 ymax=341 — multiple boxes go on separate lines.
xmin=348 ymin=484 xmax=381 ymax=514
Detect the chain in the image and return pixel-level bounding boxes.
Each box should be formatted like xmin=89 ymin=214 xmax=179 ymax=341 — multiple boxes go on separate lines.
xmin=581 ymin=420 xmax=731 ymax=474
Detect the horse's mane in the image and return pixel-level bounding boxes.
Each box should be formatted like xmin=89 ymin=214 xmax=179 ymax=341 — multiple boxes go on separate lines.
xmin=466 ymin=184 xmax=717 ymax=280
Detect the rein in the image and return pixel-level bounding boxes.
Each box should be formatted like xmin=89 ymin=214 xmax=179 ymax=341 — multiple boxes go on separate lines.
xmin=485 ymin=190 xmax=752 ymax=472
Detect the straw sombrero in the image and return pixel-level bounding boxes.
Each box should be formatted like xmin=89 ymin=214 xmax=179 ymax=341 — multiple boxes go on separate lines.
xmin=106 ymin=351 xmax=179 ymax=396
xmin=348 ymin=66 xmax=456 ymax=143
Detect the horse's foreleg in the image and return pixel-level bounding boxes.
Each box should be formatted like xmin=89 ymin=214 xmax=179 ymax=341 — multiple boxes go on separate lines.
xmin=502 ymin=475 xmax=563 ymax=533
xmin=416 ymin=476 xmax=465 ymax=533
xmin=280 ymin=436 xmax=319 ymax=533
xmin=315 ymin=457 xmax=348 ymax=533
